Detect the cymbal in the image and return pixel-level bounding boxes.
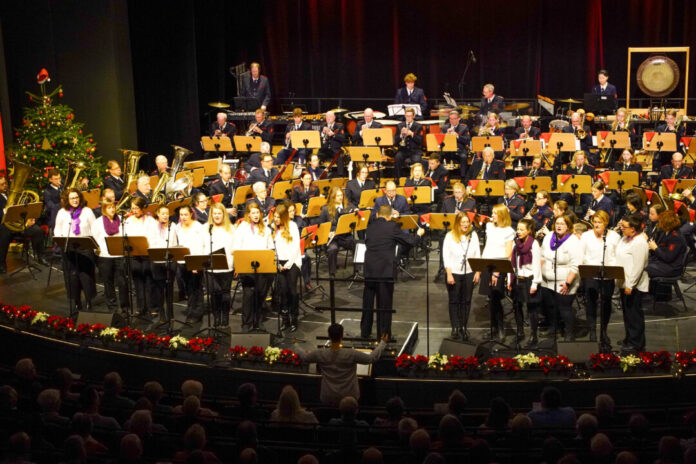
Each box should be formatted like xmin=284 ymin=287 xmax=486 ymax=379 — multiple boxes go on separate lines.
xmin=458 ymin=105 xmax=479 ymax=111
xmin=330 ymin=108 xmax=348 ymax=114
xmin=557 ymin=98 xmax=582 ymax=104
xmin=418 ymin=120 xmax=442 ymax=125
xmin=504 ymin=102 xmax=530 ymax=111
xmin=208 ymin=101 xmax=230 ymax=108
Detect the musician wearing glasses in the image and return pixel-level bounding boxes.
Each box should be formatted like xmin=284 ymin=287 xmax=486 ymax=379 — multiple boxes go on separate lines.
xmin=246 ymin=153 xmax=279 ymax=187
xmin=351 ymin=108 xmax=383 ymax=146
xmin=133 ymin=175 xmax=152 ymax=205
xmin=318 ymin=111 xmax=347 ymax=177
xmin=498 ymin=179 xmax=527 ymax=229
xmin=275 ymin=108 xmax=312 ymax=166
xmin=247 ymin=108 xmax=273 ymax=144
xmin=208 ymin=164 xmax=238 ymax=219
xmin=514 ymin=115 xmax=541 ymax=140
xmin=440 ymin=110 xmax=471 ymax=179
xmin=240 ymin=62 xmax=271 ymax=111
xmin=525 ymin=156 xmax=550 ymax=178
xmin=657 ymin=152 xmax=692 ymax=183
xmin=151 ymin=155 xmax=170 ymax=176
xmin=466 ymin=147 xmax=505 ymax=183
xmin=562 ymin=113 xmax=593 ymax=160
xmin=394 ymin=73 xmax=427 ymax=118
xmin=393 ymin=108 xmax=423 ymax=180
xmin=210 ymin=112 xmax=236 ymax=138
xmin=103 ymin=161 xmax=125 ymax=201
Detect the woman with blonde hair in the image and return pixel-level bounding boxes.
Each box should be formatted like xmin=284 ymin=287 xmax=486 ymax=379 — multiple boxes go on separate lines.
xmin=273 ymin=203 xmax=302 ymax=332
xmin=205 ymin=203 xmax=235 ymax=327
xmin=316 ymin=186 xmax=355 ymax=276
xmin=498 ymin=179 xmax=526 ymax=228
xmin=270 ymin=385 xmax=318 ymax=425
xmin=476 ymin=203 xmax=515 ymax=341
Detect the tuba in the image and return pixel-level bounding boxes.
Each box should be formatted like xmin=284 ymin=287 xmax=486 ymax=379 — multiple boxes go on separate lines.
xmin=575 ymin=109 xmax=587 ymax=140
xmin=116 ymin=149 xmax=147 ymax=213
xmin=65 ymin=158 xmax=88 ymax=190
xmin=3 ymin=160 xmax=40 ymax=232
xmin=164 ymin=145 xmax=193 ymax=200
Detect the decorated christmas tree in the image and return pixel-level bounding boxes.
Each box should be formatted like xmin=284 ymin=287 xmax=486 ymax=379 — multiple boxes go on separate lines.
xmin=9 ymin=68 xmax=106 ymax=189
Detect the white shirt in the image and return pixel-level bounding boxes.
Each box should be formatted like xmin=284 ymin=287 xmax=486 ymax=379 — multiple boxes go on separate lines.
xmin=616 ymin=234 xmax=650 ymax=292
xmin=274 ymin=221 xmax=302 ymax=269
xmin=442 ymin=230 xmax=480 ymax=275
xmin=54 ymin=208 xmax=95 ymax=238
xmin=581 ymin=230 xmax=619 ymax=267
xmin=123 ymin=214 xmax=157 ymax=238
xmin=232 ymin=220 xmax=272 ymax=251
xmin=204 ymin=226 xmax=235 ymax=272
xmin=175 ymin=221 xmax=206 ymax=263
xmin=147 ymin=221 xmax=179 ymax=249
xmin=513 ymin=239 xmax=543 ymax=290
xmin=91 ymin=216 xmax=123 ymax=258
xmin=540 ymin=234 xmax=582 ymax=294
xmin=482 ymin=223 xmax=515 ymax=259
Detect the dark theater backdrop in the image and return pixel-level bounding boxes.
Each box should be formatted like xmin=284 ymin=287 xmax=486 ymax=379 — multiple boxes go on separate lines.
xmin=1 ymin=0 xmax=694 ymax=164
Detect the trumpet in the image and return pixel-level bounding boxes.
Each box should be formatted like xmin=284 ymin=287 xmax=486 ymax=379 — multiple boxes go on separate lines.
xmin=399 ymin=127 xmax=409 ymax=147
xmin=575 ymin=109 xmax=588 ymax=140
xmin=246 ymin=123 xmax=258 ymax=136
xmin=478 ymin=124 xmax=495 ymax=136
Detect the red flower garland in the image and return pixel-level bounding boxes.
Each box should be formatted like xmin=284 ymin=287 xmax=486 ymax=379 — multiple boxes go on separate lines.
xmin=444 ymin=356 xmax=480 ymax=372
xmin=589 ymin=352 xmax=620 ymax=370
xmin=675 ymin=349 xmax=696 ymax=368
xmin=486 ymin=357 xmax=519 ymax=372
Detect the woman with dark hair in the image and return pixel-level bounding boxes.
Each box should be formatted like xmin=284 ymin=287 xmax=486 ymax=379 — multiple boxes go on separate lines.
xmin=284 ymin=200 xmax=312 ymax=291
xmin=54 ymin=188 xmax=96 ymax=315
xmin=508 ymin=218 xmax=542 ymax=345
xmin=175 ymin=205 xmax=205 ymax=323
xmin=123 ymin=196 xmax=157 ymax=318
xmin=529 ymin=190 xmax=554 ymax=239
xmin=646 ymin=211 xmax=687 ymax=278
xmin=291 ymin=171 xmax=319 ymax=216
xmin=643 ymin=204 xmax=666 ymax=242
xmin=90 ymin=199 xmax=127 ymax=313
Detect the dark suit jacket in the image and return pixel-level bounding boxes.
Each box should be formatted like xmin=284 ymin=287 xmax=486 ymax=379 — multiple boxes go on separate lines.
xmin=613 ymin=162 xmax=642 ymax=173
xmin=655 ymin=123 xmax=685 ymax=139
xmin=589 ymin=195 xmax=614 ymax=217
xmin=209 ymin=121 xmax=236 ymax=138
xmin=307 ymin=166 xmax=325 ymax=182
xmin=345 ymin=178 xmax=376 ymax=207
xmin=132 ymin=190 xmax=150 ymax=206
xmin=565 ymin=164 xmax=596 ymax=178
xmin=562 ymin=124 xmax=592 ymax=152
xmin=648 ymin=229 xmax=687 ymax=277
xmin=319 ymin=122 xmax=346 ymax=153
xmin=524 ymin=167 xmax=550 ymax=178
xmin=479 ymin=95 xmax=505 ymax=115
xmin=43 ymin=185 xmax=63 ymax=228
xmin=514 ymin=126 xmax=541 ymax=139
xmin=498 ymin=194 xmax=527 ymax=226
xmin=466 ymin=159 xmax=506 ymax=182
xmin=658 ymin=165 xmax=693 ymax=182
xmin=592 ymin=83 xmax=618 ymax=98
xmin=194 ymin=207 xmax=209 ymax=224
xmin=317 ymin=203 xmax=357 ymax=232
xmin=395 ymin=121 xmax=423 ymax=151
xmin=373 ymin=194 xmax=410 ymax=217
xmin=252 ymin=119 xmax=274 ymax=144
xmin=351 ymin=120 xmax=383 ymax=145
xmin=394 ymin=87 xmax=427 ymax=116
xmin=424 ymin=164 xmax=449 ymax=192
xmin=440 ymin=122 xmax=471 ymax=151
xmin=441 ymin=196 xmax=477 ymax=214
xmin=245 ymin=167 xmax=279 ymax=186
xmin=245 ymin=197 xmax=276 ymax=217
xmin=104 ymin=175 xmax=125 ymax=201
xmin=291 ymin=185 xmax=319 ymax=207
xmin=364 ymin=217 xmax=419 ymax=279
xmin=208 ymin=176 xmax=237 ymax=208
xmin=241 ymin=74 xmax=271 ymax=108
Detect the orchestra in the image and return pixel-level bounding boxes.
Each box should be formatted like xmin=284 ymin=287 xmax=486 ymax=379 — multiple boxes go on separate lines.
xmin=6 ymin=67 xmax=695 ymax=357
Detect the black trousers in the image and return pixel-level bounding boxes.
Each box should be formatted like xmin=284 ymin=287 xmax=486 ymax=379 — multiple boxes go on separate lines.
xmin=96 ymin=257 xmax=127 ymax=311
xmin=178 ymin=264 xmax=203 ymax=318
xmin=277 ymin=264 xmax=300 ymax=322
xmin=130 ymin=257 xmax=153 ymax=313
xmin=150 ymin=261 xmax=176 ymax=318
xmin=210 ymin=271 xmax=234 ymax=322
xmin=479 ymin=271 xmax=506 ymax=335
xmin=541 ymin=287 xmax=576 ymax=338
xmin=512 ymin=278 xmax=540 ymax=336
xmin=446 ymin=273 xmax=474 ymax=330
xmin=301 ymin=255 xmax=311 ymax=285
xmin=327 ymin=234 xmax=354 ymax=275
xmin=0 ymin=224 xmax=46 ymax=264
xmin=361 ymin=278 xmax=394 ymax=338
xmin=394 ymin=148 xmax=423 ymax=180
xmin=621 ymin=290 xmax=645 ymax=351
xmin=584 ymin=279 xmax=614 ymax=331
xmin=62 ymin=250 xmax=96 ymax=306
xmin=240 ymin=273 xmax=269 ymax=329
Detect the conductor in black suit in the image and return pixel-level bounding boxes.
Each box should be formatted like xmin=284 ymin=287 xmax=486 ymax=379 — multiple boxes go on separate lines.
xmin=394 ymin=73 xmax=427 ymax=118
xmin=361 ymin=204 xmax=424 ymax=339
xmin=393 ymin=108 xmax=423 ymax=180
xmin=479 ymin=83 xmax=505 ymax=116
xmin=351 ymin=108 xmax=383 ymax=146
xmin=240 ymin=62 xmax=271 ymax=111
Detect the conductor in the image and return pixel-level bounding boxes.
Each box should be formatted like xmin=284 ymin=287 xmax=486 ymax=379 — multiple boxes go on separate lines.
xmin=361 ymin=205 xmax=424 ymax=339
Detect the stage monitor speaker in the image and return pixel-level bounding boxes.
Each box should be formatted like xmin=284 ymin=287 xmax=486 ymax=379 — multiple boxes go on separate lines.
xmin=439 ymin=339 xmax=477 ymax=357
xmin=557 ymin=341 xmax=597 ymax=363
xmin=230 ymin=332 xmax=272 ymax=348
xmin=474 ymin=340 xmax=513 ymax=360
xmin=76 ymin=311 xmax=115 ymax=327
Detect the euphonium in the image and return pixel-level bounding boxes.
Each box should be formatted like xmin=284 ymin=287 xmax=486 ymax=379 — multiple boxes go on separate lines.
xmin=164 ymin=145 xmax=193 ymax=200
xmin=150 ymin=169 xmax=170 ymax=204
xmin=65 ymin=158 xmax=87 ymax=190
xmin=119 ymin=149 xmax=147 ymax=194
xmin=3 ymin=160 xmax=40 ymax=232
xmin=575 ymin=109 xmax=587 ymax=140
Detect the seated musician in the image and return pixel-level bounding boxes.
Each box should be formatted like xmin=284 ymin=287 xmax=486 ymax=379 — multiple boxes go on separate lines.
xmin=246 ymin=153 xmax=279 ymax=186
xmin=393 ymin=108 xmax=423 ymax=180
xmin=208 ymin=164 xmax=238 ymax=220
xmin=562 ymin=112 xmax=593 ymax=163
xmin=678 ymin=188 xmax=696 ymax=258
xmin=210 ymin=112 xmax=236 ymax=138
xmin=0 ymin=176 xmax=48 ymax=274
xmin=585 ymin=180 xmax=614 ymax=222
xmin=192 ymin=192 xmax=210 ymax=224
xmin=553 ymin=200 xmax=579 ymax=226
xmin=104 ymin=161 xmax=125 ymax=201
xmin=525 ymin=155 xmax=550 ymax=178
xmin=479 ymin=83 xmax=504 ymax=116
xmin=306 ymin=153 xmax=325 ymax=181
xmin=44 ymin=169 xmax=63 ymax=230
xmin=318 ymin=110 xmax=347 ymax=177
xmin=657 ymin=152 xmax=692 ymax=183
xmin=441 ymin=182 xmax=476 ymax=214
xmin=245 ymin=141 xmax=271 ymax=171
xmin=92 ymin=188 xmax=116 ymax=219
xmin=245 ymin=181 xmax=276 ymax=218
xmin=345 ymin=163 xmax=375 ymax=208
xmin=316 ymin=186 xmax=356 ymax=276
xmin=247 ymin=108 xmax=274 ymax=144
xmin=404 ymin=163 xmax=430 ymax=215
xmin=646 ymin=210 xmax=687 ymax=278
xmin=132 ymin=175 xmax=152 ymax=205
xmin=654 ymin=110 xmax=685 ymax=169
xmin=612 ymin=107 xmax=639 ymax=146
xmin=614 ymin=148 xmax=642 ymax=172
xmin=276 ymin=108 xmax=312 ymax=166
xmin=394 ymin=73 xmax=427 ymax=118
xmin=151 ymin=155 xmax=169 ymax=176
xmin=643 ymin=203 xmax=666 ymax=244
xmin=529 ymin=190 xmax=554 ymax=234
xmin=240 ymin=62 xmax=271 ymax=111
xmin=351 ymin=108 xmax=383 ymax=146
xmin=622 ymin=192 xmax=647 ymax=230
xmin=425 ymin=154 xmax=448 ymax=204
xmin=466 ymin=147 xmax=505 ymax=183
xmin=565 ymin=150 xmax=595 ymax=177
xmin=478 ymin=112 xmax=505 ymax=137
xmin=497 ymin=179 xmax=526 ymax=229
xmin=291 ymin=171 xmax=319 ymax=216
xmin=514 ymin=115 xmax=541 ymax=140
xmin=440 ymin=110 xmax=471 ymax=179
xmin=373 ymin=180 xmax=411 ymax=219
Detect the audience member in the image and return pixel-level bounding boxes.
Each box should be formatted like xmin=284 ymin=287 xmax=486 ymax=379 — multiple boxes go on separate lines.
xmin=656 ymin=435 xmax=682 ymax=464
xmin=373 ymin=396 xmax=405 ymax=429
xmin=51 ymin=367 xmax=80 ymax=404
xmin=142 ymin=380 xmax=172 ymax=415
xmin=119 ymin=433 xmax=144 ymax=463
xmin=527 ymin=387 xmax=576 ymax=428
xmin=101 ymin=371 xmax=135 ymax=423
xmin=228 ymin=382 xmax=269 ymax=422
xmin=329 ymin=396 xmax=369 ymax=427
xmin=4 ymin=432 xmax=32 ymax=464
xmin=75 ymin=386 xmax=120 ymax=431
xmin=37 ymin=388 xmax=70 ymax=428
xmin=615 ymin=450 xmax=638 ymax=464
xmin=172 ymin=424 xmax=220 ymax=463
xmin=270 ymin=385 xmax=318 ymax=425
xmin=397 ymin=417 xmax=418 ymax=446
xmin=61 ymin=434 xmax=87 ymax=464
xmin=72 ymin=413 xmax=108 ymax=457
xmin=480 ymin=396 xmax=512 ymax=435
xmin=12 ymin=358 xmax=42 ymax=410
xmin=172 ymin=380 xmax=217 ymax=417
xmin=361 ymin=446 xmax=384 ymax=464
xmin=575 ymin=413 xmax=599 ymax=443
xmin=594 ymin=393 xmax=617 ymax=427
xmin=409 ymin=428 xmax=431 ymax=463
xmin=590 ymin=432 xmax=614 ymax=464
xmin=433 ymin=414 xmax=470 ymax=451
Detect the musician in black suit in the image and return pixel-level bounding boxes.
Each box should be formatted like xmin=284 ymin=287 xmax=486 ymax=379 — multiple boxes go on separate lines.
xmin=373 ymin=181 xmax=411 ymax=218
xmin=479 ymin=83 xmax=505 ymax=115
xmin=614 ymin=148 xmax=642 ymax=173
xmin=514 ymin=115 xmax=541 ymax=139
xmin=316 ymin=186 xmax=356 ymax=276
xmin=275 ymin=108 xmax=312 ymax=166
xmin=240 ymin=62 xmax=271 ymax=110
xmin=208 ymin=164 xmax=239 ymax=219
xmin=291 ymin=171 xmax=320 ymax=215
xmin=646 ymin=211 xmax=687 ymax=278
xmin=591 ymin=70 xmax=618 ymax=107
xmin=245 ymin=182 xmax=276 ymax=217
xmin=150 ymin=155 xmax=170 ymax=177
xmin=425 ymin=155 xmax=448 ymax=203
xmin=246 ymin=108 xmax=274 ymax=144
xmin=466 ymin=147 xmax=506 ymax=182
xmin=404 ymin=163 xmax=432 ymax=216
xmin=394 ymin=73 xmax=427 ymax=118
xmin=305 ymin=153 xmax=325 ymax=183
xmin=192 ymin=193 xmax=210 ymax=224
xmin=361 ymin=204 xmax=424 ymax=339
xmin=585 ymin=180 xmax=614 ymax=221
xmin=318 ymin=111 xmax=348 ymax=177
xmin=498 ymin=179 xmax=527 ymax=228
xmin=132 ymin=175 xmax=151 ymax=206
xmin=245 ymin=153 xmax=279 ymax=186
xmin=562 ymin=112 xmax=593 ymax=162
xmin=657 ymin=152 xmax=692 ymax=183
xmin=564 ymin=151 xmax=596 ymax=177
xmin=524 ymin=156 xmax=550 ymax=178
xmin=655 ymin=110 xmax=686 ymax=168
xmin=345 ymin=163 xmax=375 ymax=207
xmin=44 ymin=169 xmax=63 ymax=229
xmin=0 ymin=177 xmax=47 ymax=273
xmin=92 ymin=189 xmax=116 ymax=219
xmin=351 ymin=108 xmax=383 ymax=146
xmin=393 ymin=108 xmax=423 ymax=180
xmin=440 ymin=110 xmax=471 ymax=178
xmin=209 ymin=112 xmax=236 ymax=138
xmin=104 ymin=161 xmax=125 ymax=201
xmin=441 ymin=182 xmax=477 ymax=214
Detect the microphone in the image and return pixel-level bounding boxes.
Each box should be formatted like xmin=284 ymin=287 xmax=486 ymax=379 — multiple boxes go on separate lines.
xmin=470 ymin=50 xmax=477 ymax=63
xmin=209 ymin=223 xmax=214 ymax=234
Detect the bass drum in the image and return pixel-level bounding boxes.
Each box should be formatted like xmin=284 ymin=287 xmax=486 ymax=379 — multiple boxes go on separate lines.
xmin=549 ymin=119 xmax=569 ymax=133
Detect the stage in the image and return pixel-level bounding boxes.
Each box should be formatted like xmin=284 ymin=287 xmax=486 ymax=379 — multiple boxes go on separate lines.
xmin=2 ymin=243 xmax=696 ymax=358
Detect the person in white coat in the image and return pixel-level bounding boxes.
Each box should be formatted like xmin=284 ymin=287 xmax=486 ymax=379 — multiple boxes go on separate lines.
xmin=508 ymin=218 xmax=542 ymax=346
xmin=90 ymin=199 xmax=126 ymax=313
xmin=272 ymin=203 xmax=302 ymax=332
xmin=175 ymin=205 xmax=206 ymax=323
xmin=205 ymin=203 xmax=235 ymax=328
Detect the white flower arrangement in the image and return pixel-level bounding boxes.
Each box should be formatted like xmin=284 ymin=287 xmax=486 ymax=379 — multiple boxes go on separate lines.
xmin=428 ymin=353 xmax=448 ymax=368
xmin=620 ymin=354 xmax=641 ymax=372
xmin=264 ymin=346 xmax=281 ymax=363
xmin=169 ymin=335 xmax=189 ymax=350
xmin=31 ymin=312 xmax=49 ymax=325
xmin=100 ymin=327 xmax=119 ymax=339
xmin=514 ymin=352 xmax=541 ymax=368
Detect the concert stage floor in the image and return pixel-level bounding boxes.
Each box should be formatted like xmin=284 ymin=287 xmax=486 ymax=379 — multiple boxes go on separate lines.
xmin=2 ymin=247 xmax=696 ymax=356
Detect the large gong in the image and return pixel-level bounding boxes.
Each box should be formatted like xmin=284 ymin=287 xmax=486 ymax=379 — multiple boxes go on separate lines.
xmin=636 ymin=55 xmax=680 ymax=97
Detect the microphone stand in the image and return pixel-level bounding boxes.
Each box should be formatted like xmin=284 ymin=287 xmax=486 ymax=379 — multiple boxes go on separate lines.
xmin=119 ymin=210 xmax=136 ymax=325
xmin=457 ymin=51 xmax=475 ymax=100
xmin=63 ymin=214 xmax=74 ymax=316
xmin=553 ymin=238 xmax=559 ymax=353
xmin=157 ymin=221 xmax=188 ymax=334
xmin=192 ymin=225 xmax=226 ymax=340
xmin=597 ymin=228 xmax=609 ymax=352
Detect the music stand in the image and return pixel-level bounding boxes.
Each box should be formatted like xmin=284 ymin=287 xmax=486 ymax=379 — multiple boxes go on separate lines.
xmin=347 ymin=146 xmax=383 ymax=184
xmin=471 ymin=136 xmax=504 ymax=152
xmin=363 ymin=128 xmax=394 ymax=147
xmin=184 ymin=158 xmax=221 ymax=177
xmin=584 ymin=93 xmax=616 ymax=115
xmin=557 ymin=174 xmax=592 ymax=210
xmin=425 ymin=133 xmax=457 ymax=155
xmin=661 ymin=179 xmax=696 ymax=198
xmin=148 ymin=247 xmax=190 ymax=332
xmin=579 ymin=264 xmax=625 ymax=351
xmin=358 ymin=189 xmax=381 ymax=209
xmin=306 ymin=196 xmax=327 ymax=218
xmin=233 ymin=135 xmax=262 ymax=154
xmin=201 ymin=136 xmax=233 ymax=158
xmin=234 ymin=96 xmax=260 ymax=112
xmin=166 ymin=197 xmax=192 ymax=216
xmin=105 ymin=235 xmax=150 ymax=325
xmin=400 ymin=186 xmax=432 ymax=204
xmin=428 ymin=213 xmax=457 ymax=231
xmin=233 ymin=249 xmax=276 ymax=333
xmin=607 ymin=171 xmax=640 ymax=194
xmin=643 ymin=132 xmax=677 ymax=167
xmin=468 ymin=257 xmax=515 ymax=348
xmin=271 ymin=180 xmax=295 ymax=200
xmin=388 ymin=103 xmax=422 ymax=118
xmin=83 ymin=189 xmax=101 ymax=209
xmin=290 ymin=130 xmax=321 ymax=152
xmin=548 ymin=133 xmax=578 ymax=165
xmin=335 ymin=211 xmax=369 ymax=287
xmin=4 ymin=202 xmax=44 ymax=278
xmin=232 ymin=185 xmax=253 ymax=206
xmin=185 ymin=254 xmax=231 ymax=339
xmin=522 ymin=176 xmax=552 ymax=196
xmin=303 ymin=222 xmax=332 ymax=299
xmin=509 ymin=139 xmax=542 ymax=170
